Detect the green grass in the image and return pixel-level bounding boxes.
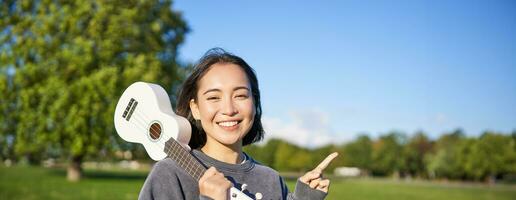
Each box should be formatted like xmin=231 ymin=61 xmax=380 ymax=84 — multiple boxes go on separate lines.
xmin=287 ymin=179 xmax=516 ymax=200
xmin=1 ymin=166 xmax=515 ymax=200
xmin=0 ymin=166 xmax=145 ymax=200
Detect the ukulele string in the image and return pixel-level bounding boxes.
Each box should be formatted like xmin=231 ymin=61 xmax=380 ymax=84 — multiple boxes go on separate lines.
xmin=127 ymin=110 xmax=167 ymax=149
xmin=130 ymin=109 xmax=206 ymax=178
xmin=126 ymin=109 xmax=193 ymax=167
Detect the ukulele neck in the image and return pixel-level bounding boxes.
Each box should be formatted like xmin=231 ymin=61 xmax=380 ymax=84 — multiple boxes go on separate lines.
xmin=164 ymin=139 xmax=206 ymax=181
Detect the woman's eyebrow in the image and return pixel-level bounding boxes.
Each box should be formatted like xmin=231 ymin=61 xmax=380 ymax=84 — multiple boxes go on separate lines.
xmin=202 ymin=86 xmax=249 ymax=95
xmin=202 ymin=88 xmax=221 ymax=95
xmin=234 ymin=86 xmax=250 ymax=91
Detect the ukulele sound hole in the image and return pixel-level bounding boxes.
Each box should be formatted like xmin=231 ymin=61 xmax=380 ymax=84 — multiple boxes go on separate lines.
xmin=149 ymin=122 xmax=162 ymax=140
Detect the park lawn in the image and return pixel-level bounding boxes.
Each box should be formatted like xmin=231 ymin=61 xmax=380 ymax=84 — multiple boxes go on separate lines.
xmin=287 ymin=179 xmax=516 ymax=200
xmin=1 ymin=166 xmax=515 ymax=200
xmin=0 ymin=166 xmax=145 ymax=200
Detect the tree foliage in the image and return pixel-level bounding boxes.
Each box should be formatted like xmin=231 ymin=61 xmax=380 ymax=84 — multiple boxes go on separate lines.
xmin=244 ymin=129 xmax=514 ymax=183
xmin=0 ymin=0 xmax=188 ymax=180
xmin=343 ymin=134 xmax=372 ymax=170
xmin=371 ymin=132 xmax=405 ymax=176
xmin=426 ymin=129 xmax=466 ymax=179
xmin=403 ymin=131 xmax=433 ymax=178
xmin=463 ymin=132 xmax=515 ymax=181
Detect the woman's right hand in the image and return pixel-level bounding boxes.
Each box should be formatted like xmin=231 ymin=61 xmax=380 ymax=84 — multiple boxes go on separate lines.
xmin=298 ymin=152 xmax=338 ymax=193
xmin=198 ymin=166 xmax=233 ymax=200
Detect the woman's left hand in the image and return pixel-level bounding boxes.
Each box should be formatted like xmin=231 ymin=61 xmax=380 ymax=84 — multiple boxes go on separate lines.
xmin=299 ymin=152 xmax=338 ymax=193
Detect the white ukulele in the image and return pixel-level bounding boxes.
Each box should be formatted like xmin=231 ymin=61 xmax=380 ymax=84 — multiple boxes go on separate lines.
xmin=114 ymin=82 xmax=253 ymax=200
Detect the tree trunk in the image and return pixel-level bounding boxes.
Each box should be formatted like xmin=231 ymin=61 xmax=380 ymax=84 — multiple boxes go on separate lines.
xmin=67 ymin=155 xmax=83 ymax=182
xmin=486 ymin=174 xmax=496 ymax=185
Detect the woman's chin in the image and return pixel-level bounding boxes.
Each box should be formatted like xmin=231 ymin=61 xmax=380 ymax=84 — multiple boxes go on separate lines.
xmin=216 ymin=136 xmax=243 ymax=147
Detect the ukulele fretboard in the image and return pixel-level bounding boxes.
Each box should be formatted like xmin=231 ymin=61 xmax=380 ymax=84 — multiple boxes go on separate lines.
xmin=164 ymin=139 xmax=206 ymax=181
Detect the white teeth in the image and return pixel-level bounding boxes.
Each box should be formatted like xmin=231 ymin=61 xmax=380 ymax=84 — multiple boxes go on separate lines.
xmin=218 ymin=121 xmax=238 ymax=127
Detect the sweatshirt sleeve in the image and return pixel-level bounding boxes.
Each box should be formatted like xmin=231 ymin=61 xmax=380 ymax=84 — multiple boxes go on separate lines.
xmin=282 ymin=178 xmax=327 ymax=200
xmin=138 ymin=161 xmax=186 ymax=200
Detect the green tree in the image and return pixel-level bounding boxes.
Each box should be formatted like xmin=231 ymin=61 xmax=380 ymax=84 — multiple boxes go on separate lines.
xmin=463 ymin=132 xmax=515 ymax=183
xmin=403 ymin=131 xmax=433 ymax=178
xmin=273 ymin=140 xmax=299 ymax=171
xmin=0 ymin=72 xmax=16 ymax=161
xmin=426 ymin=129 xmax=466 ymax=179
xmin=343 ymin=135 xmax=372 ymax=170
xmin=510 ymin=130 xmax=516 ymax=176
xmin=0 ymin=0 xmax=188 ymax=181
xmin=371 ymin=131 xmax=406 ymax=176
xmin=243 ymin=138 xmax=283 ymax=167
xmin=272 ymin=140 xmax=315 ymax=172
xmin=288 ymin=148 xmax=312 ymax=172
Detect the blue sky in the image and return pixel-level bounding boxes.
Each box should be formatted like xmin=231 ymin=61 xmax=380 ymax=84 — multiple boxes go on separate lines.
xmin=173 ymin=0 xmax=516 ymax=146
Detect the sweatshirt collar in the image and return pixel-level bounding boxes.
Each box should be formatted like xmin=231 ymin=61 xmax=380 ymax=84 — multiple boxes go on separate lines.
xmin=192 ymin=149 xmax=255 ymax=173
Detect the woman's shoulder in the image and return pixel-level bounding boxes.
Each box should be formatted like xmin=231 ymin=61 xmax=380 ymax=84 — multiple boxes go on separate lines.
xmin=153 ymin=157 xmax=178 ymax=168
xmin=148 ymin=158 xmax=183 ymax=177
xmin=140 ymin=159 xmax=200 ymax=200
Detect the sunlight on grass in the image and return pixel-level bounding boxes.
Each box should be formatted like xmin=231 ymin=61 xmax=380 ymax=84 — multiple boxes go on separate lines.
xmin=1 ymin=166 xmax=514 ymax=200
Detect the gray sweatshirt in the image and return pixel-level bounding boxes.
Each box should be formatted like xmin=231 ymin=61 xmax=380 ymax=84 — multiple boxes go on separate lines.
xmin=138 ymin=149 xmax=327 ymax=200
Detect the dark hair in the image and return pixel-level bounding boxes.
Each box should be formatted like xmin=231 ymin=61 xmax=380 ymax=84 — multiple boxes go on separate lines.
xmin=176 ymin=48 xmax=264 ymax=149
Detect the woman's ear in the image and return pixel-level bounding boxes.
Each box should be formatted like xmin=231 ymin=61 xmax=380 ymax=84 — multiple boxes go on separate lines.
xmin=190 ymin=99 xmax=200 ymax=120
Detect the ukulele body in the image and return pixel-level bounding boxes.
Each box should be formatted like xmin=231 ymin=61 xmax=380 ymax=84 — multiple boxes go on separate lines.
xmin=114 ymin=82 xmax=191 ymax=161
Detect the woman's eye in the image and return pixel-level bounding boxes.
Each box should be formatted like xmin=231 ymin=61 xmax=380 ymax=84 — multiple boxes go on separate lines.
xmin=207 ymin=96 xmax=219 ymax=101
xmin=235 ymin=95 xmax=248 ymax=99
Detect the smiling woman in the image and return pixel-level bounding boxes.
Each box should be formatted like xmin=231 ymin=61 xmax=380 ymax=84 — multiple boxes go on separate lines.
xmin=189 ymin=62 xmax=257 ymax=157
xmin=137 ymin=48 xmax=338 ymax=200
xmin=176 ymin=49 xmax=264 ymax=152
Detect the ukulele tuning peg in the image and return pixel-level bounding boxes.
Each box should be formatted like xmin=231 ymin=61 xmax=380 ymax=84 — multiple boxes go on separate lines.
xmin=255 ymin=192 xmax=263 ymax=200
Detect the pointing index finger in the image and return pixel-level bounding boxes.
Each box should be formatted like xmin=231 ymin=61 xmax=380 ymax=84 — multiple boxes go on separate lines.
xmin=314 ymin=152 xmax=339 ymax=173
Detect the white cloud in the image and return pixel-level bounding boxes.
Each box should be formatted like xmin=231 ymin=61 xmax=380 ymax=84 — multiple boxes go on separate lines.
xmin=261 ymin=108 xmax=349 ymax=148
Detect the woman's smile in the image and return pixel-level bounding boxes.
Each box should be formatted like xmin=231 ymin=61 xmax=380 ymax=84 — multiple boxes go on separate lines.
xmin=217 ymin=120 xmax=241 ymax=131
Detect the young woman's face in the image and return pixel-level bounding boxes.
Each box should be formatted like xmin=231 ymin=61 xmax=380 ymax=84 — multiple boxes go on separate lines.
xmin=190 ymin=62 xmax=255 ymax=148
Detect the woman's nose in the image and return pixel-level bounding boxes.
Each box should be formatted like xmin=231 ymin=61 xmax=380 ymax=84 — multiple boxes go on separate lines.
xmin=221 ymin=98 xmax=238 ymax=116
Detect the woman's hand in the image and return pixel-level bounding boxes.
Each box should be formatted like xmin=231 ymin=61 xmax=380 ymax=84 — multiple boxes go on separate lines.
xmin=299 ymin=152 xmax=338 ymax=193
xmin=198 ymin=166 xmax=233 ymax=200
